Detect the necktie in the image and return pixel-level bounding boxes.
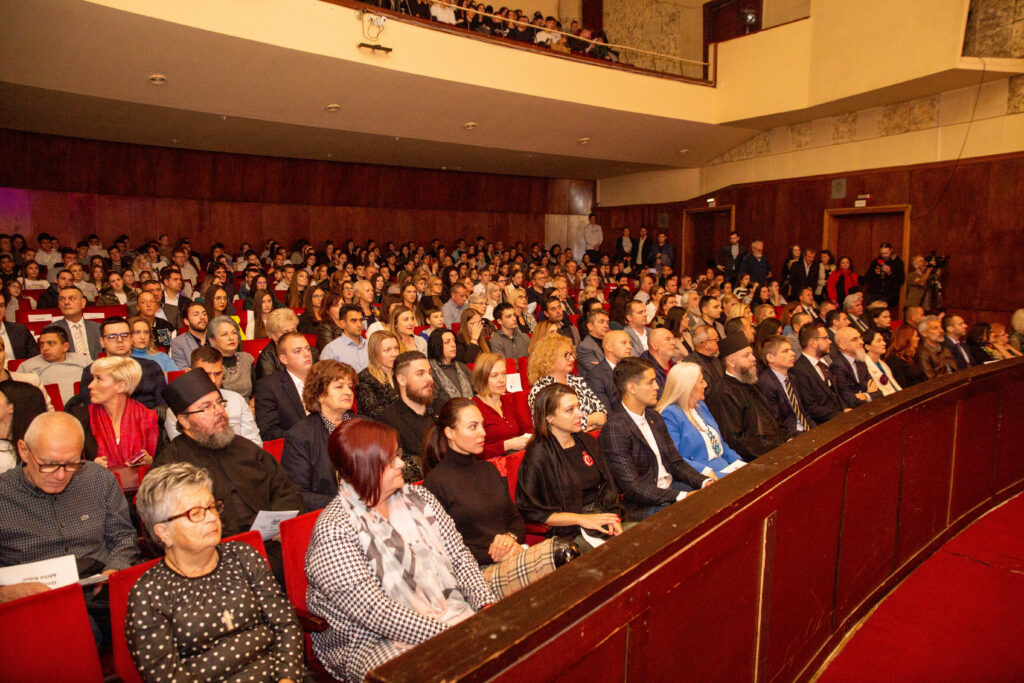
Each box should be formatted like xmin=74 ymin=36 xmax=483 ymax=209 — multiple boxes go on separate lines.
xmin=784 ymin=376 xmax=812 ymax=431
xmin=817 ymin=360 xmax=831 ymax=385
xmin=73 ymin=323 xmax=89 ymax=358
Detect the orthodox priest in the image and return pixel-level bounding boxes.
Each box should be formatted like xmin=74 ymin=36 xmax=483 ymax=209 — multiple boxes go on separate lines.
xmin=153 ymin=368 xmax=304 ymax=581
xmin=704 ymin=331 xmax=790 ymax=461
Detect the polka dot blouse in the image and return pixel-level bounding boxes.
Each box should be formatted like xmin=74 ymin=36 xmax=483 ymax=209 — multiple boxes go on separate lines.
xmin=125 ymin=542 xmax=306 ymax=682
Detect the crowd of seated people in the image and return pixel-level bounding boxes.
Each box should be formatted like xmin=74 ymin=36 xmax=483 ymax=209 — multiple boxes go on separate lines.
xmin=0 ymin=227 xmax=1020 ymax=680
xmin=362 ymin=1 xmax=621 ymax=61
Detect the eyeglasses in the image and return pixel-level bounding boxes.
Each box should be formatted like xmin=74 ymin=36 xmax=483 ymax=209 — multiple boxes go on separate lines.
xmin=102 ymin=332 xmax=131 ymax=341
xmin=389 ymin=449 xmax=405 ymax=469
xmin=179 ymin=398 xmax=229 ymax=416
xmin=563 ymin=352 xmax=577 ymax=361
xmin=30 ymin=450 xmax=85 ymax=474
xmin=161 ymin=500 xmax=224 ymax=524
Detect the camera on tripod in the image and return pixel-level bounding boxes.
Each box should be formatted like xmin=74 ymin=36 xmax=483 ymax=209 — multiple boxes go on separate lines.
xmin=925 ymin=251 xmax=949 ymax=269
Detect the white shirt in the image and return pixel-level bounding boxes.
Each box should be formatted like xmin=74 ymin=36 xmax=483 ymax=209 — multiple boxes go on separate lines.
xmin=165 ymin=388 xmax=262 ymax=445
xmin=623 ymin=402 xmax=671 ymax=489
xmin=430 ymin=3 xmax=457 ymax=24
xmin=631 ymin=326 xmax=648 ymax=352
xmin=803 ymin=352 xmax=828 ymax=383
xmin=584 ymin=223 xmax=604 ymax=250
xmin=0 ymin=325 xmax=12 ymax=360
xmin=287 ymin=370 xmax=309 ymax=415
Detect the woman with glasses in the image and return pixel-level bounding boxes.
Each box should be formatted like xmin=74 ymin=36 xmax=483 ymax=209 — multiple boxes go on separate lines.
xmin=298 ymin=285 xmax=327 ymax=334
xmin=127 ymin=462 xmax=306 ymax=682
xmin=69 ymin=355 xmax=158 ymax=468
xmin=526 ymin=333 xmax=607 ymax=431
xmin=305 ymin=417 xmax=494 ymax=681
xmin=128 ymin=316 xmax=177 ymax=373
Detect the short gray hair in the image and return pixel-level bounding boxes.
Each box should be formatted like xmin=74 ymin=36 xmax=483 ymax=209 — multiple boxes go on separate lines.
xmin=136 ymin=463 xmax=214 ymax=547
xmin=842 ymin=293 xmax=863 ymax=311
xmin=691 ymin=324 xmax=715 ymax=345
xmin=265 ymin=308 xmax=299 ymax=338
xmin=208 ymin=315 xmax=240 ymax=340
xmin=917 ymin=315 xmax=940 ymax=336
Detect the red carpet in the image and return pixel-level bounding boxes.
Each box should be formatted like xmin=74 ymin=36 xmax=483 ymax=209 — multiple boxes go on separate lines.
xmin=818 ymin=493 xmax=1024 ymax=683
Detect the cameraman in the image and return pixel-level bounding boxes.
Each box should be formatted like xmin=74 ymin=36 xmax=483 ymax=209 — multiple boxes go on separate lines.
xmin=905 ymin=254 xmax=937 ymax=311
xmin=862 ymin=242 xmax=905 ymax=308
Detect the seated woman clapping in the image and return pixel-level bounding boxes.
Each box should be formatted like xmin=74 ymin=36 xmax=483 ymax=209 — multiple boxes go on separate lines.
xmin=127 ymin=462 xmax=306 ymax=682
xmin=423 ymin=398 xmax=577 ymax=599
xmin=71 ymin=356 xmax=158 ymax=468
xmin=305 ymin=417 xmax=495 ymax=682
xmin=656 ymin=362 xmax=745 ymax=478
xmin=516 ymin=383 xmax=625 ymax=553
xmin=281 ymin=359 xmax=357 ymax=511
xmin=471 ymin=353 xmax=531 ymax=458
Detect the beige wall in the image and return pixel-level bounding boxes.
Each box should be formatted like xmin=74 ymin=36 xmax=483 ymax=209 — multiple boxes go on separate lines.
xmin=599 ymin=77 xmax=1024 ymax=205
xmin=763 ymin=0 xmax=810 ymax=29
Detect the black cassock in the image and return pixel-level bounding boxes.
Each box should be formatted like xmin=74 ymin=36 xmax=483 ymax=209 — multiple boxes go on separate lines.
xmin=705 ymin=374 xmax=789 ymax=461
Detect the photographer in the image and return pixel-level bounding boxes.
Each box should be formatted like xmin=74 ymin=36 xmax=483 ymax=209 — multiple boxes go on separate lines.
xmin=905 ymin=253 xmax=946 ymax=312
xmin=862 ymin=242 xmax=905 ymax=308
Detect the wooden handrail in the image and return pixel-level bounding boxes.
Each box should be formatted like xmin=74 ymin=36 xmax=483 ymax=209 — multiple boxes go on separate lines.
xmin=368 ymin=358 xmax=1024 ymax=681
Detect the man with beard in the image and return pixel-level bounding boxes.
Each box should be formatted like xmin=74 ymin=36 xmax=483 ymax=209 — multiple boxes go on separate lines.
xmin=169 ymin=301 xmax=209 ymax=370
xmin=832 ymin=327 xmax=879 ymax=408
xmin=154 ymin=369 xmax=304 ymax=581
xmin=376 ymin=351 xmax=434 ymax=482
xmin=705 ymin=332 xmax=789 ymax=461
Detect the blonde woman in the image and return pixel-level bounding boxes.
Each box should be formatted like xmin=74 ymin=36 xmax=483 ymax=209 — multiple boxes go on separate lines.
xmin=388 ymin=305 xmax=427 ymax=354
xmin=355 ymin=330 xmax=401 ymax=419
xmin=510 ymin=286 xmax=537 ymax=333
xmin=726 ymin=301 xmax=754 ymax=327
xmin=527 ymin=320 xmax=558 ymax=356
xmin=656 ymin=362 xmax=744 ymax=478
xmin=526 ymin=333 xmax=606 ymax=430
xmin=483 ymin=281 xmax=504 ymax=320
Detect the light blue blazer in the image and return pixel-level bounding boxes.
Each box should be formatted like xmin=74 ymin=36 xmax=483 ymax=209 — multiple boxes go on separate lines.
xmin=661 ymin=401 xmax=743 ymax=476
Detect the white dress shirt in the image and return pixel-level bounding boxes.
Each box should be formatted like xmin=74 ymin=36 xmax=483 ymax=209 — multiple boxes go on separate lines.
xmin=623 ymin=403 xmax=671 ymax=489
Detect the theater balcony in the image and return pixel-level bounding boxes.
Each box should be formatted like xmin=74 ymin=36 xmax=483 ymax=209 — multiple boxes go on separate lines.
xmin=0 ymin=0 xmax=1015 ymax=182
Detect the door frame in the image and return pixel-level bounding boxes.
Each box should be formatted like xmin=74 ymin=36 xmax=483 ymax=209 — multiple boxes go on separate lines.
xmin=683 ymin=204 xmax=735 ymax=278
xmin=822 ymin=204 xmax=911 ymax=313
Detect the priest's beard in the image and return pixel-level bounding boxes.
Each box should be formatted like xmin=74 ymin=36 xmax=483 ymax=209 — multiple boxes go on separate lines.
xmin=192 ymin=424 xmax=236 ymax=449
xmin=736 ymin=366 xmax=758 ymax=384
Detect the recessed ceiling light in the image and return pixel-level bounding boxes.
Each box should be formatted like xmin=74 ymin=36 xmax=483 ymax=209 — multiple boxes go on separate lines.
xmin=148 ymin=74 xmax=167 ymax=85
xmin=577 ymin=137 xmax=591 ymax=145
xmin=325 ymin=104 xmax=341 ymax=112
xmin=463 ymin=122 xmax=477 ymax=130
xmin=678 ymin=149 xmax=689 ymax=155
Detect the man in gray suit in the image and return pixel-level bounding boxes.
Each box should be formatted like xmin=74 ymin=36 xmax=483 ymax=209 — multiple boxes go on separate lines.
xmin=576 ymin=308 xmax=610 ymax=378
xmin=53 ymin=286 xmax=101 ymax=360
xmin=624 ymin=300 xmax=651 ymax=357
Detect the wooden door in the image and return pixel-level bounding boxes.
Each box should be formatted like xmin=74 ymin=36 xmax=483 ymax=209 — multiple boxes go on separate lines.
xmin=684 ymin=206 xmax=735 ymax=277
xmin=823 ymin=205 xmax=911 ymax=311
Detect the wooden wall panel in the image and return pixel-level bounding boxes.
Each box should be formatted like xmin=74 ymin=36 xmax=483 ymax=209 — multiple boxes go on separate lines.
xmin=0 ymin=129 xmax=583 ymax=251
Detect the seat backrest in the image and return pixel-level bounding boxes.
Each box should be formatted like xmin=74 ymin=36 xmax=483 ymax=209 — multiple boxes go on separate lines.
xmin=262 ymin=438 xmax=285 ymax=463
xmin=303 ymin=333 xmax=317 ymax=349
xmin=280 ymin=509 xmax=323 ymax=610
xmin=7 ymin=358 xmax=27 ymax=372
xmin=502 ymin=450 xmax=527 ymax=499
xmin=42 ymin=383 xmax=64 ymax=410
xmin=109 ymin=531 xmax=269 ymax=683
xmin=16 ymin=307 xmax=60 ymax=323
xmin=0 ymin=583 xmax=105 ymax=682
xmin=241 ymin=338 xmax=271 ymax=357
xmin=167 ymin=370 xmax=186 ymax=382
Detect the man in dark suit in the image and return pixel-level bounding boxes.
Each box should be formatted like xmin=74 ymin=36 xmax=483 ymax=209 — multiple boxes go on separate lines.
xmin=575 ymin=308 xmax=610 ymax=377
xmin=789 ymin=322 xmax=846 ymax=424
xmin=715 ymin=231 xmax=745 ymax=284
xmin=705 ymin=331 xmax=790 ymax=461
xmin=599 ymin=357 xmax=710 ymax=520
xmin=683 ymin=324 xmax=724 ymax=386
xmin=940 ymin=314 xmax=974 ymax=370
xmin=543 ymin=297 xmax=581 ymax=346
xmin=36 ymin=269 xmax=73 ymax=310
xmin=843 ymin=293 xmax=870 ymax=334
xmin=794 ymin=287 xmax=823 ymax=323
xmin=786 ymin=250 xmax=820 ymax=301
xmin=0 ymin=291 xmax=38 ymax=360
xmin=831 ymin=327 xmax=877 ymax=409
xmin=254 ymin=331 xmax=314 ymax=441
xmin=632 ymin=226 xmax=654 ymax=269
xmin=53 ymin=286 xmax=102 ymax=359
xmin=756 ymin=336 xmax=817 ymax=438
xmin=588 ymin=331 xmax=633 ymax=410
xmin=77 ymin=317 xmax=166 ymax=408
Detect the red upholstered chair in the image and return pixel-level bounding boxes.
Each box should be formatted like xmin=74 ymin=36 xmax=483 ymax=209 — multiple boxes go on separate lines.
xmin=0 ymin=584 xmax=104 ymax=682
xmin=497 ymin=449 xmax=547 ymax=545
xmin=280 ymin=510 xmax=331 ymax=679
xmin=242 ymin=338 xmax=271 ymax=357
xmin=6 ymin=358 xmax=26 ymax=372
xmin=517 ymin=356 xmax=531 ymax=389
xmin=42 ymin=383 xmax=63 ymax=410
xmin=232 ymin=300 xmax=245 ymax=315
xmin=109 ymin=531 xmax=268 ymax=683
xmin=21 ymin=289 xmax=42 ymax=303
xmin=304 ymin=333 xmax=317 ymax=349
xmin=263 ymin=438 xmax=285 ymax=462
xmin=16 ymin=307 xmax=59 ymax=323
xmin=167 ymin=370 xmax=187 ymax=382
xmin=26 ymin=320 xmax=52 ymax=339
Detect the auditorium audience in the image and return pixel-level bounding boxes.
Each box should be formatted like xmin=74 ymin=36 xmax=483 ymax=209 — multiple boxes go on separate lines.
xmin=832 ymin=327 xmax=878 ymax=408
xmin=247 ymin=288 xmax=276 ymax=339
xmin=827 ymin=256 xmax=858 ymax=305
xmin=78 ymin=316 xmax=167 ymax=409
xmin=527 ymin=333 xmax=607 ymax=430
xmin=638 ymin=327 xmax=676 ymax=398
xmin=885 ymin=324 xmax=927 ymax=389
xmin=71 ymin=356 xmax=158 ymax=466
xmin=757 ymin=335 xmax=816 ymax=437
xmin=916 ymin=315 xmax=957 ymax=379
xmin=208 ymin=315 xmax=255 ymax=400
xmin=516 ymin=383 xmax=625 ymax=551
xmin=0 ymin=380 xmax=48 ymax=473
xmin=941 ymin=314 xmax=975 ymax=370
xmin=657 ymin=362 xmax=744 ymax=478
xmin=55 ymin=285 xmax=102 ymax=359
xmin=600 ymin=358 xmax=710 ymax=520
xmin=377 ymin=351 xmax=435 ymax=482
xmin=165 ymin=347 xmax=261 ymax=445
xmin=987 ymin=322 xmax=1022 ymax=359
xmin=305 ymin=416 xmax=494 ymax=681
xmin=455 ymin=307 xmax=489 ymax=363
xmin=489 ymin=302 xmax=531 ymax=361
xmin=281 ymin=359 xmax=357 ymax=510
xmin=128 ymin=462 xmax=306 ymax=681
xmin=423 ymin=398 xmax=575 ymax=598
xmin=169 ymin=301 xmax=209 ymax=371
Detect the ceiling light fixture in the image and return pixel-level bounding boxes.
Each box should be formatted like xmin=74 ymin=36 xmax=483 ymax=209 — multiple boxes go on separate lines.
xmin=148 ymin=74 xmax=167 ymax=85
xmin=325 ymin=104 xmax=341 ymax=112
xmin=577 ymin=137 xmax=591 ymax=145
xmin=678 ymin=149 xmax=689 ymax=155
xmin=463 ymin=122 xmax=477 ymax=130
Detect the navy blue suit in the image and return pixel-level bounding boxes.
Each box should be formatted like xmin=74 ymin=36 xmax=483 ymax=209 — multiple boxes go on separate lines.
xmin=756 ymin=369 xmax=817 ymax=438
xmin=831 ymin=354 xmax=871 ymax=409
xmin=586 ymin=359 xmax=619 ymax=411
xmin=788 ymin=355 xmax=844 ymax=424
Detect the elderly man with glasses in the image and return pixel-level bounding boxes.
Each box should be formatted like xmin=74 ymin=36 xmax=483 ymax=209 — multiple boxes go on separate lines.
xmin=0 ymin=412 xmax=139 ymax=649
xmin=153 ymin=368 xmax=304 ymax=582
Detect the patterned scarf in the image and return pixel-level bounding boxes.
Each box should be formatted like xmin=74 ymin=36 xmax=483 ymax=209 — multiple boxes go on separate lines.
xmin=428 ymin=360 xmax=473 ymax=400
xmin=335 ymin=481 xmax=473 ymax=644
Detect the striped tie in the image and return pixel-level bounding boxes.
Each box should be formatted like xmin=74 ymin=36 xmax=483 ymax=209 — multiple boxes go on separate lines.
xmin=784 ymin=376 xmax=812 ymax=432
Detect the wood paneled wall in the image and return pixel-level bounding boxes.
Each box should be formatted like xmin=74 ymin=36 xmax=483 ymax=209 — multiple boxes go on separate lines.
xmin=595 ymin=152 xmax=1024 ymax=321
xmin=0 ymin=129 xmax=594 ymax=252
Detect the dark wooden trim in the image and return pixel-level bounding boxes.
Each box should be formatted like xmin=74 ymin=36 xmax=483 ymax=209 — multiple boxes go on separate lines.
xmin=368 ymin=358 xmax=1024 ymax=682
xmin=319 ymin=0 xmax=714 ymax=86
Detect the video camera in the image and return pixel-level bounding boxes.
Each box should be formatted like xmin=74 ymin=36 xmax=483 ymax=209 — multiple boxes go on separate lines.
xmin=925 ymin=251 xmax=950 ymax=269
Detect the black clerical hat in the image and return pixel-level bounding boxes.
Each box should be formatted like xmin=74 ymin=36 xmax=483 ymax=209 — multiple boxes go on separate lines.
xmin=162 ymin=368 xmax=219 ymax=415
xmin=718 ymin=331 xmax=750 ymax=359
